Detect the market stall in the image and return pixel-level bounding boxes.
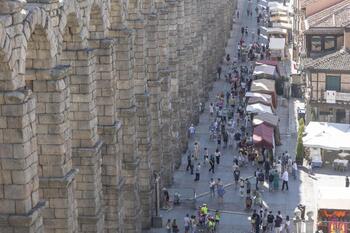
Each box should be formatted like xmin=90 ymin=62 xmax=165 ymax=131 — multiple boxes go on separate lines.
xmin=253 ymin=64 xmax=278 ymax=79
xmin=269 ymin=38 xmax=286 ymax=60
xmin=246 ymin=103 xmax=273 ymax=114
xmin=317 ymin=187 xmax=350 ymax=233
xmin=266 ymin=27 xmax=288 ymax=40
xmin=246 ymin=92 xmax=273 ymax=107
xmin=303 ymin=122 xmax=350 ymax=169
xmin=253 ymin=123 xmax=275 ymax=150
xmin=252 ymin=112 xmax=281 ymax=145
xmin=250 ymin=79 xmax=277 ymax=107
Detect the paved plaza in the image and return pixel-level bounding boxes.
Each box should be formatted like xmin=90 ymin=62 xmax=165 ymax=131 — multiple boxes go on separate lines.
xmin=145 ymin=0 xmax=350 ymax=232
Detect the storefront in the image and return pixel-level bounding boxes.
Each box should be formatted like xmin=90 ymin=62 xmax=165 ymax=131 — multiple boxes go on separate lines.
xmin=317 ymin=187 xmax=350 ymax=233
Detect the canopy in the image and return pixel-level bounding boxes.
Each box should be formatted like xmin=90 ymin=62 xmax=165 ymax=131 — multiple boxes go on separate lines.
xmin=272 ymin=22 xmax=292 ymax=30
xmin=268 ymin=2 xmax=293 ymax=14
xmin=252 ymin=112 xmax=279 ymax=128
xmin=303 ymin=122 xmax=350 ymax=150
xmin=250 ymin=79 xmax=277 ymax=107
xmin=265 ymin=27 xmax=288 ymax=35
xmin=317 ymin=187 xmax=350 ymax=210
xmin=270 ymin=10 xmax=288 ymax=16
xmin=270 ymin=15 xmax=289 ymax=23
xmin=253 ymin=123 xmax=274 ymax=149
xmin=269 ymin=38 xmax=285 ymax=50
xmin=246 ymin=92 xmax=273 ymax=106
xmin=253 ymin=64 xmax=277 ymax=78
xmin=246 ymin=103 xmax=273 ymax=114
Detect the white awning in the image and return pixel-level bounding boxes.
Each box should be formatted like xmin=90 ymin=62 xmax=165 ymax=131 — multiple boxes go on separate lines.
xmin=245 ymin=92 xmax=272 ymax=102
xmin=266 ymin=27 xmax=288 ymax=35
xmin=269 ymin=38 xmax=285 ymax=50
xmin=253 ymin=64 xmax=277 ymax=77
xmin=303 ymin=122 xmax=350 ymax=150
xmin=317 ymin=187 xmax=350 ymax=210
xmin=272 ymin=22 xmax=292 ymax=30
xmin=246 ymin=103 xmax=273 ymax=114
xmin=270 ymin=15 xmax=289 ymax=23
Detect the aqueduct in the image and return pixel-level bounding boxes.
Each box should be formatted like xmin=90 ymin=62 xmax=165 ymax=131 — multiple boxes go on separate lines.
xmin=0 ymin=0 xmax=236 ymax=232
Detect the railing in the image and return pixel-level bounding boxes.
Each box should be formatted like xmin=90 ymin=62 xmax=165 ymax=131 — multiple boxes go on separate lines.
xmin=322 ymin=90 xmax=350 ymax=103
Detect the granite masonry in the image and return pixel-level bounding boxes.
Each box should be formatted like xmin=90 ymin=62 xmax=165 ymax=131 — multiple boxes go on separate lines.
xmin=0 ymin=0 xmax=236 ymax=232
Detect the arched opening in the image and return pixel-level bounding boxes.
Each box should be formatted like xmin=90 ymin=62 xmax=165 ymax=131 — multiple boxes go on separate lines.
xmin=87 ymin=5 xmax=124 ymax=233
xmin=61 ymin=11 xmax=104 ymax=232
xmin=24 ymin=23 xmax=77 ymax=233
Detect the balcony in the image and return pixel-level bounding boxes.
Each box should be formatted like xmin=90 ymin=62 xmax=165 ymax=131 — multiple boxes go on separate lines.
xmin=323 ymin=90 xmax=350 ymax=104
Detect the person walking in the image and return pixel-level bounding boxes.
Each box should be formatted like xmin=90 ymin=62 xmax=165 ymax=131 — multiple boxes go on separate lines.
xmin=267 ymin=211 xmax=274 ymax=232
xmin=190 ymin=155 xmax=194 ymax=175
xmin=283 ymin=216 xmax=290 ymax=233
xmin=203 ymin=147 xmax=209 ymax=167
xmin=273 ymin=170 xmax=279 ymax=191
xmin=246 ymin=179 xmax=251 ymax=196
xmin=262 ymin=209 xmax=268 ymax=233
xmin=209 ymin=178 xmax=216 ymax=197
xmin=223 ymin=130 xmax=228 ymax=148
xmin=186 ymin=153 xmax=192 ymax=172
xmin=184 ymin=214 xmax=191 ymax=233
xmin=193 ymin=141 xmax=200 ymax=160
xmin=188 ymin=124 xmax=195 ymax=138
xmin=239 ymin=178 xmax=245 ymax=197
xmin=190 ymin=215 xmax=197 ymax=233
xmin=217 ymin=65 xmax=222 ymax=79
xmin=292 ymin=161 xmax=298 ymax=180
xmin=209 ymin=154 xmax=215 ymax=174
xmin=274 ymin=212 xmax=283 ymax=233
xmin=233 ymin=167 xmax=240 ymax=188
xmin=215 ymin=149 xmax=221 ymax=165
xmin=346 ymin=176 xmax=349 ymax=187
xmin=217 ymin=178 xmax=225 ymax=203
xmin=172 ymin=219 xmax=179 ymax=233
xmin=268 ymin=171 xmax=274 ymax=192
xmin=166 ymin=219 xmax=171 ymax=233
xmin=194 ymin=163 xmax=201 ymax=181
xmin=281 ymin=170 xmax=289 ymax=191
xmin=209 ymin=103 xmax=214 ymax=117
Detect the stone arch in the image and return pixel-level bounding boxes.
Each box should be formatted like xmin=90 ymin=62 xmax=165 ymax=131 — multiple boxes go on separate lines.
xmin=87 ymin=0 xmax=110 ymax=36
xmin=58 ymin=0 xmax=87 ymax=53
xmin=60 ymin=9 xmax=105 ymax=233
xmin=23 ymin=19 xmax=79 ymax=233
xmin=0 ymin=47 xmax=14 ymax=90
xmin=109 ymin=0 xmax=128 ymax=30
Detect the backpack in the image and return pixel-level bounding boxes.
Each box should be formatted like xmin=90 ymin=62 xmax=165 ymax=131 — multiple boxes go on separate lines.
xmin=269 ymin=174 xmax=274 ymax=182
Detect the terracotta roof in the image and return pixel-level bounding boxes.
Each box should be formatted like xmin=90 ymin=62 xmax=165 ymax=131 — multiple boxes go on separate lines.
xmin=304 ymin=49 xmax=350 ymax=71
xmin=307 ymin=0 xmax=350 ymax=27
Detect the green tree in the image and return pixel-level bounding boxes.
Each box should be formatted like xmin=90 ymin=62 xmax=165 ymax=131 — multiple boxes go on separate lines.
xmin=296 ymin=118 xmax=305 ymax=165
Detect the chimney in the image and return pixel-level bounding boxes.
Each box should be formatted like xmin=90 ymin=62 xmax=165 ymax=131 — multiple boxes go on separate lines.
xmin=344 ymin=27 xmax=350 ymax=51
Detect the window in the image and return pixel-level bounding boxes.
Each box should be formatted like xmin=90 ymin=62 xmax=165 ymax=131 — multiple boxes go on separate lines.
xmin=311 ymin=36 xmax=321 ymax=52
xmin=326 ymin=76 xmax=341 ymax=91
xmin=324 ymin=36 xmax=336 ymax=50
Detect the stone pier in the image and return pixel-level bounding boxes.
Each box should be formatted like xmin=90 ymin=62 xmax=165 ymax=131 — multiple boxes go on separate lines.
xmin=0 ymin=0 xmax=236 ymax=232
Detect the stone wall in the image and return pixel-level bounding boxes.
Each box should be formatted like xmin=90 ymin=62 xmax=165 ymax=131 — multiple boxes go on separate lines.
xmin=0 ymin=0 xmax=235 ymax=232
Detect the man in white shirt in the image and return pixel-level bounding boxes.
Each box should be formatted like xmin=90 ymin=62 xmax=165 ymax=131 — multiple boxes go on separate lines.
xmin=184 ymin=214 xmax=191 ymax=233
xmin=188 ymin=124 xmax=195 ymax=138
xmin=281 ymin=170 xmax=289 ymax=191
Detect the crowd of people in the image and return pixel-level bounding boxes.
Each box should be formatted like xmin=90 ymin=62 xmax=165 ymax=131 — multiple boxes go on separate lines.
xmin=164 ymin=0 xmax=298 ymax=232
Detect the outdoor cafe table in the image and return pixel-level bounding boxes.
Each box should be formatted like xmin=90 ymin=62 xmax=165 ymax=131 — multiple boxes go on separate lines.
xmin=333 ymin=159 xmax=349 ymax=171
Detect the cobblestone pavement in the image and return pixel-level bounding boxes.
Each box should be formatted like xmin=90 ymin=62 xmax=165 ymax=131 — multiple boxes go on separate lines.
xmin=144 ymin=0 xmax=350 ymax=232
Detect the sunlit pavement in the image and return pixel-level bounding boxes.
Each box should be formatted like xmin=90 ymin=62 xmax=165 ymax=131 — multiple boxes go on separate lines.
xmin=143 ymin=0 xmax=350 ymax=232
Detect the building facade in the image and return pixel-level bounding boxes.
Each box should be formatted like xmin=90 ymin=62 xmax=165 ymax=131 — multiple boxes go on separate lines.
xmin=0 ymin=0 xmax=236 ymax=232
